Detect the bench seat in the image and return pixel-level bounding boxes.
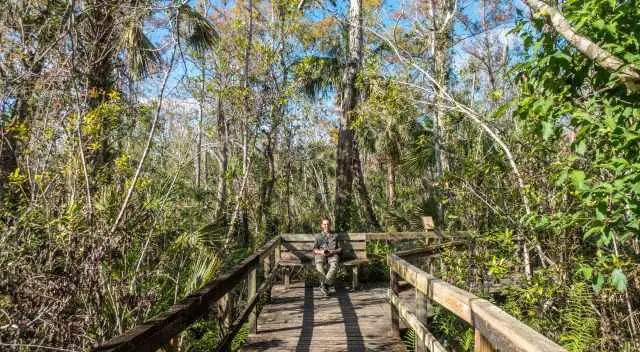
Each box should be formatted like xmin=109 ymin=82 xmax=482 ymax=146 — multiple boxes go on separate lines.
xmin=278 ymin=258 xmax=369 ymax=266
xmin=278 ymin=234 xmax=369 ymax=289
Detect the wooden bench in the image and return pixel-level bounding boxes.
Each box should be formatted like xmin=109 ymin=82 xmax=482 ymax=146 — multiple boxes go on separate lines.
xmin=279 ymin=233 xmax=368 ymax=290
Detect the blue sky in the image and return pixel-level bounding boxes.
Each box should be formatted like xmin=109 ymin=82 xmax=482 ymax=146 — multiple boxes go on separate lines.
xmin=138 ymin=0 xmax=529 ymax=132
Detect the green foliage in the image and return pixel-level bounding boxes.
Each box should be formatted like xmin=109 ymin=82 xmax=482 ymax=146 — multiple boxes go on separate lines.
xmin=177 ymin=3 xmax=219 ymax=56
xmin=120 ymin=23 xmax=161 ymax=79
xmin=559 ymin=283 xmax=599 ymax=352
xmin=430 ymin=304 xmax=474 ymax=351
xmin=514 ymin=0 xmax=639 ymax=307
xmin=294 ymin=56 xmax=342 ymax=99
xmin=402 ymin=327 xmax=416 ymax=352
xmin=502 ymin=272 xmax=562 ymax=333
xmin=3 ymin=0 xmax=640 ymax=349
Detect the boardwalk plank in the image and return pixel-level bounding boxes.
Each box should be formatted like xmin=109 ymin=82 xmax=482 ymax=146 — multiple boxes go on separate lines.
xmin=242 ymin=282 xmax=407 ymax=352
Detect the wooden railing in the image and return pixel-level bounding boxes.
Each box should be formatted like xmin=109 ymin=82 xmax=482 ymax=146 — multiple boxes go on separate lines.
xmin=92 ymin=231 xmax=438 ymax=352
xmin=388 ymin=246 xmax=566 ymax=352
xmin=93 ymin=229 xmax=565 ymax=352
xmin=93 ymin=236 xmax=281 ymax=352
xmin=281 ymin=231 xmax=446 ymax=241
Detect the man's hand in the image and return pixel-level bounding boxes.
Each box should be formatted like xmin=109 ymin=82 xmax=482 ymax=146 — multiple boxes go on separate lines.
xmin=314 ymin=249 xmax=330 ymax=256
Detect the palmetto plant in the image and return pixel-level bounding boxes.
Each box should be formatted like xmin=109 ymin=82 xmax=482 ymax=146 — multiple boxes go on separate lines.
xmin=173 ymin=231 xmax=222 ymax=295
xmin=120 ymin=2 xmax=219 ymax=80
xmin=294 ymin=26 xmax=345 ymax=100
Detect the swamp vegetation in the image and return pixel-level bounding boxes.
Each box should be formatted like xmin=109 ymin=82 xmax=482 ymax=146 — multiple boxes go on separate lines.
xmin=1 ymin=0 xmax=639 ymax=350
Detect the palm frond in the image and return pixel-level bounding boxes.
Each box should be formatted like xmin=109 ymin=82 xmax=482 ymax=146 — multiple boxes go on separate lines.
xmin=120 ymin=23 xmax=161 ymax=79
xmin=401 ymin=125 xmax=434 ymax=176
xmin=293 ymin=56 xmax=342 ymax=99
xmin=178 ymin=4 xmax=218 ymax=54
xmin=184 ymin=250 xmax=221 ymax=294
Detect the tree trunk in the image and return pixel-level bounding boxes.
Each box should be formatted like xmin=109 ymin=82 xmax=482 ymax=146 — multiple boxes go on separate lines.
xmin=236 ymin=0 xmax=254 ymax=244
xmin=1 ymin=88 xmax=32 ymax=197
xmin=214 ymin=93 xmax=229 ymax=221
xmin=196 ymin=66 xmax=205 ymax=190
xmin=258 ymin=134 xmax=276 ymax=236
xmin=85 ymin=1 xmax=118 ymax=173
xmin=387 ymin=157 xmax=396 ymax=207
xmin=1 ymin=46 xmax=45 ymax=198
xmin=430 ymin=0 xmax=455 ymax=224
xmin=284 ymin=132 xmax=293 ymax=232
xmin=258 ymin=0 xmax=288 ymax=237
xmin=335 ymin=0 xmax=363 ymax=232
xmin=279 ymin=0 xmax=291 ymax=233
xmin=205 ymin=151 xmax=209 ymax=183
xmin=0 ymin=124 xmax=19 ymax=198
xmin=353 ymin=142 xmax=381 ymax=230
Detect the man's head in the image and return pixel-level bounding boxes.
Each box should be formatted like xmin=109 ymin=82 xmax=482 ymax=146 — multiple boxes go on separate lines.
xmin=320 ymin=217 xmax=331 ymax=233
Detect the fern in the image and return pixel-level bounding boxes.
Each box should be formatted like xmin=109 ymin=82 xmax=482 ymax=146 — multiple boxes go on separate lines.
xmin=402 ymin=327 xmax=416 ymax=352
xmin=231 ymin=324 xmax=250 ymax=351
xmin=461 ymin=328 xmax=474 ymax=351
xmin=559 ymin=283 xmax=598 ymax=352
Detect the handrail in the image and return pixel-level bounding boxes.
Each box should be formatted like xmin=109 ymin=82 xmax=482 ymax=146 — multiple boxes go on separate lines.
xmin=93 ymin=231 xmax=564 ymax=352
xmin=93 ymin=236 xmax=282 ymax=352
xmin=281 ymin=231 xmax=449 ymax=241
xmin=388 ymin=248 xmax=566 ymax=352
xmin=394 ymin=241 xmax=466 ymax=260
xmin=214 ymin=262 xmax=280 ymax=352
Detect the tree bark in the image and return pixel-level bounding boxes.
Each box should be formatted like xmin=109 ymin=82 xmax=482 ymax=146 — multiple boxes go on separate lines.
xmin=0 ymin=125 xmax=19 ymax=198
xmin=525 ymin=0 xmax=640 ymax=89
xmin=258 ymin=0 xmax=288 ymax=237
xmin=85 ymin=1 xmax=119 ymax=172
xmin=214 ymin=93 xmax=229 ymax=221
xmin=284 ymin=128 xmax=293 ymax=232
xmin=387 ymin=157 xmax=396 ymax=207
xmin=353 ymin=142 xmax=381 ymax=230
xmin=335 ymin=0 xmax=363 ymax=232
xmin=196 ymin=65 xmax=205 ymax=190
xmin=0 ymin=64 xmax=39 ymax=197
xmin=429 ymin=0 xmax=455 ymax=224
xmin=1 ymin=9 xmax=47 ymax=197
xmin=258 ymin=133 xmax=276 ymax=236
xmin=236 ymin=0 xmax=254 ymax=246
xmin=280 ymin=0 xmax=293 ymax=233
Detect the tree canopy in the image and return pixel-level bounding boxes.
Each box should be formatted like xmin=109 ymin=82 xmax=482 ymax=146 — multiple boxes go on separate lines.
xmin=1 ymin=0 xmax=639 ymax=350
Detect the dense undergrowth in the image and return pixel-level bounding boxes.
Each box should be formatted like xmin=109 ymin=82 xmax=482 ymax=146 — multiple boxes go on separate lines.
xmin=2 ymin=0 xmax=639 ymax=351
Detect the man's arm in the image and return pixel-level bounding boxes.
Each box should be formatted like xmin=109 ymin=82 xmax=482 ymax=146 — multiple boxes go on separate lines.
xmin=312 ymin=235 xmax=325 ymax=256
xmin=330 ymin=234 xmax=342 ymax=255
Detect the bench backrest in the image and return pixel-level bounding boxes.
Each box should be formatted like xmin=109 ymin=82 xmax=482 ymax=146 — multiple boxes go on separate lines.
xmin=280 ymin=234 xmax=366 ymax=262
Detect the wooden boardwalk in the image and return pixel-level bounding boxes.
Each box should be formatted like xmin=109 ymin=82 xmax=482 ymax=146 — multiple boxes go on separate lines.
xmin=94 ymin=233 xmax=566 ymax=352
xmin=242 ymin=282 xmax=407 ymax=352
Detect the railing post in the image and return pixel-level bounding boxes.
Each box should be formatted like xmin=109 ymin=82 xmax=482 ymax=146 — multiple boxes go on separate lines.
xmin=415 ymin=288 xmax=429 ymax=352
xmin=475 ymin=329 xmax=495 ymax=352
xmin=423 ymin=216 xmax=434 ymax=248
xmin=284 ymin=268 xmax=290 ymax=290
xmin=248 ymin=264 xmax=258 ymax=333
xmin=264 ymin=253 xmax=271 ymax=275
xmin=390 ymin=267 xmax=400 ymax=338
xmin=422 ymin=216 xmax=434 ymax=232
xmin=217 ymin=292 xmax=233 ymax=331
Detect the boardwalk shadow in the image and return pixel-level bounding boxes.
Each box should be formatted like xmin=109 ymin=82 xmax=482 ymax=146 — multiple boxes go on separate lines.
xmin=336 ymin=286 xmax=365 ymax=351
xmin=295 ymin=285 xmax=314 ymax=352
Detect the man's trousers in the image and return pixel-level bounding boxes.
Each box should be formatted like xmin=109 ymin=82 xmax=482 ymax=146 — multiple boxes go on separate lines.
xmin=315 ymin=256 xmax=338 ymax=286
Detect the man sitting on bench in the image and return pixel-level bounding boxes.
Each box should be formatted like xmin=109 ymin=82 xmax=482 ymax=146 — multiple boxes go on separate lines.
xmin=313 ymin=217 xmax=341 ymax=296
